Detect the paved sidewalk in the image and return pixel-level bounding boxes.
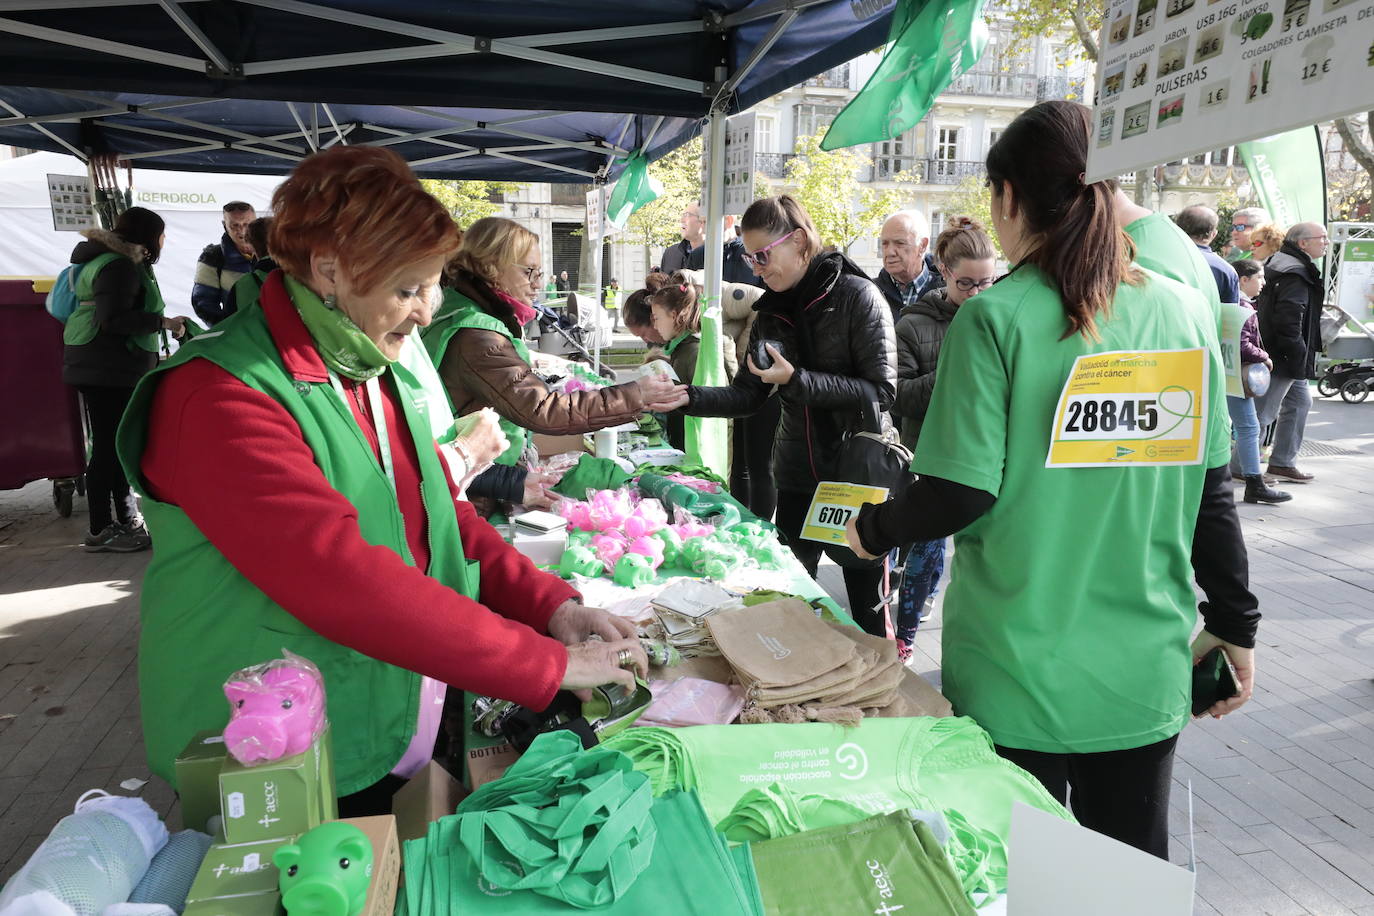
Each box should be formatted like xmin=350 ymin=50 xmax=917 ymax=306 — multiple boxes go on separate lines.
xmin=2 ymin=400 xmax=1372 ymax=915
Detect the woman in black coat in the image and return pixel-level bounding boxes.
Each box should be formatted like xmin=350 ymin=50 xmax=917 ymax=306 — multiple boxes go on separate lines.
xmin=665 ymin=195 xmax=898 ymax=632
xmin=62 ymin=207 xmax=185 ymax=552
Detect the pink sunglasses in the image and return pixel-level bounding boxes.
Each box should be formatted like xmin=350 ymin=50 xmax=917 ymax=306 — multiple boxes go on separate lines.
xmin=742 ymin=229 xmax=797 ymax=269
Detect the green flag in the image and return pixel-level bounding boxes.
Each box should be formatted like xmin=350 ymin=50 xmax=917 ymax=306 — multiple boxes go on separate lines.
xmin=684 ymin=299 xmax=729 ymax=479
xmin=822 ymin=0 xmax=988 ymax=151
xmin=606 ymin=150 xmax=663 ymax=229
xmin=1237 ymin=127 xmax=1328 ymax=229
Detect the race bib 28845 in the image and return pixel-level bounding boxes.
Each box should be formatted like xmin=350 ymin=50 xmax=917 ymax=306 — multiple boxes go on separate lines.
xmin=1046 ymin=348 xmax=1208 ymax=468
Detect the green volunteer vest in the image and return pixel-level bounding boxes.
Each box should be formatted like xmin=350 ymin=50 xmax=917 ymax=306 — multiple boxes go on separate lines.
xmin=421 ymin=288 xmax=530 ymax=465
xmin=64 ymin=252 xmax=165 ymax=353
xmin=117 ymin=296 xmax=478 ymax=796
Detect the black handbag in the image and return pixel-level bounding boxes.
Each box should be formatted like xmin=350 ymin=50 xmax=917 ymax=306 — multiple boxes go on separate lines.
xmin=823 ymin=380 xmax=914 ymax=569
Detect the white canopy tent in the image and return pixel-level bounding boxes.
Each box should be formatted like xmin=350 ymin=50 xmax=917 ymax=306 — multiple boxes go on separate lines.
xmin=0 ymin=151 xmax=281 ymax=319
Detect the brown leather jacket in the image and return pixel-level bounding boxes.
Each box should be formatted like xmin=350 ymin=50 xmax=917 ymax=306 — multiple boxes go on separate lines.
xmin=437 ymin=272 xmax=646 ymax=435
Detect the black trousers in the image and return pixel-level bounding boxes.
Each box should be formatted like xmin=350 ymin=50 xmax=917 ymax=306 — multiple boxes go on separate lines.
xmin=995 ymin=732 xmax=1180 ymax=859
xmin=775 ymin=490 xmax=887 ymax=636
xmin=78 ymin=385 xmax=140 ymax=535
xmin=729 ymin=395 xmax=780 ymax=521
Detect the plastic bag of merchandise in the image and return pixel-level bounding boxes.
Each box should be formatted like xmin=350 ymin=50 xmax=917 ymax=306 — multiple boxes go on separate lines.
xmin=221 ymin=650 xmax=327 ymax=766
xmin=0 ymin=790 xmax=169 ymax=916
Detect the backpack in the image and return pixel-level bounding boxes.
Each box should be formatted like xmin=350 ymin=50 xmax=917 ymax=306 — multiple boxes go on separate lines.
xmin=44 ymin=263 xmax=84 ymax=323
xmin=46 ymin=252 xmax=121 ymax=324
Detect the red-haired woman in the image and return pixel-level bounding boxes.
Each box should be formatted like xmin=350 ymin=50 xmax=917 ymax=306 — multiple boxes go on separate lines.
xmin=118 ymin=147 xmax=645 ymax=814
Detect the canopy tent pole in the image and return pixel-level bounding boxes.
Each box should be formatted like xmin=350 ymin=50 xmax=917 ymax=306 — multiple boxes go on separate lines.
xmin=684 ymin=108 xmax=730 ymax=478
xmin=703 ymin=112 xmax=725 ymax=329
xmin=591 ymin=182 xmax=607 ymax=374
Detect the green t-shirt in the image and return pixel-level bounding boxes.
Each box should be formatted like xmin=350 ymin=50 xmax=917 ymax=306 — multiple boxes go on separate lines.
xmin=1125 ymin=211 xmax=1222 ymax=331
xmin=912 ymin=264 xmax=1231 ymax=754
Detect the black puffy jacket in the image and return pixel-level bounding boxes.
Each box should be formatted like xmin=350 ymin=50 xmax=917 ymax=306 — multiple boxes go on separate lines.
xmin=1257 ymin=241 xmax=1324 ymax=380
xmin=61 ymin=229 xmax=161 ymax=390
xmin=684 ymin=251 xmax=897 ymax=494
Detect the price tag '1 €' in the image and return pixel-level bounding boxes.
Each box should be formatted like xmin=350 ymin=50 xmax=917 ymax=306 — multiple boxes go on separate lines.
xmin=1047 ymin=348 xmax=1209 ymax=468
xmin=800 ymin=481 xmax=889 ymax=545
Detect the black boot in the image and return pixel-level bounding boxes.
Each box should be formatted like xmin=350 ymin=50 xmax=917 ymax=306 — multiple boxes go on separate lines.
xmin=1244 ymin=474 xmax=1292 ymax=504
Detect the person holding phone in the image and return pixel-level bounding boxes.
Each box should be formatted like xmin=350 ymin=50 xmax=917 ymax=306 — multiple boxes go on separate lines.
xmin=843 ymin=102 xmax=1258 ymax=858
xmin=658 ymin=194 xmax=897 ymax=631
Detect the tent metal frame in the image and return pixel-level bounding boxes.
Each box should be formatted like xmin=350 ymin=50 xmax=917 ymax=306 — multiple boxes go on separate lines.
xmin=0 ymin=0 xmax=892 ymax=182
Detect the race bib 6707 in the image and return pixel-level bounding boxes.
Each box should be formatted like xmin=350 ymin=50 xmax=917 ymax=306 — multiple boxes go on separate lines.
xmin=1046 ymin=348 xmax=1208 ymax=468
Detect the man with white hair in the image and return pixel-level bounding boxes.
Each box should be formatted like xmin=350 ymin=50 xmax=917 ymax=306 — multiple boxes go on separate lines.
xmin=1254 ymin=221 xmax=1329 ymax=482
xmin=874 ymin=210 xmax=939 ymax=323
xmin=1229 ymin=207 xmax=1272 ymax=262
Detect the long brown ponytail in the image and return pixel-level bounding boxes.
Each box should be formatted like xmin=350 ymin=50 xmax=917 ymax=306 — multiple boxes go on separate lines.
xmin=986 ymin=101 xmax=1140 ymax=340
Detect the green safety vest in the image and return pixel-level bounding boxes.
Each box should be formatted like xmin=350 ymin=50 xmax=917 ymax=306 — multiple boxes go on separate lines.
xmin=117 ymin=295 xmax=478 ymax=796
xmin=421 ymin=288 xmax=530 ymax=466
xmin=64 ymin=252 xmax=165 ymax=353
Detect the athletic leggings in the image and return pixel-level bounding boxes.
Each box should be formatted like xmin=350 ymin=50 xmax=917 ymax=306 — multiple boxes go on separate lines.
xmin=774 ymin=490 xmax=887 ymax=636
xmin=78 ymin=385 xmax=140 ymax=535
xmin=995 ymin=733 xmax=1180 ymax=859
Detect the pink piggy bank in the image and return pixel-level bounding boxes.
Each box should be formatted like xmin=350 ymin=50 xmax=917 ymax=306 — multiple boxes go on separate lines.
xmin=223 ymin=661 xmax=326 ymax=765
xmin=623 ymin=499 xmax=668 ymax=538
xmin=627 ymin=536 xmax=665 ymax=571
xmin=556 ymin=498 xmax=593 ymax=531
xmin=590 ymin=533 xmax=627 ymax=573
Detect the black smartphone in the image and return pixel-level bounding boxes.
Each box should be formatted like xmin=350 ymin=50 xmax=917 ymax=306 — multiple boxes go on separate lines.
xmin=1191 ymin=647 xmax=1240 ymax=717
xmin=752 ymin=338 xmax=783 ymax=370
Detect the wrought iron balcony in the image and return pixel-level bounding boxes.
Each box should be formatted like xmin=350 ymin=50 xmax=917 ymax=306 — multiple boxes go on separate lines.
xmin=924 ymin=159 xmax=985 ymax=184
xmin=755 ymin=152 xmax=796 ymax=179
xmin=803 ymin=65 xmax=850 ymax=89
xmin=1036 ymin=75 xmax=1088 ymax=101
xmin=946 ymin=70 xmax=1038 ymax=98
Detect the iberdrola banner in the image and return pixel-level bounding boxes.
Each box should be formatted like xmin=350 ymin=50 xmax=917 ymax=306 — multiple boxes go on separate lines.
xmin=821 ymin=0 xmax=988 ymax=151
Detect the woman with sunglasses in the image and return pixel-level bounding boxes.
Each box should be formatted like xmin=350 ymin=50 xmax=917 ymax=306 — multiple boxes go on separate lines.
xmin=425 ymin=217 xmax=681 ymax=512
xmin=844 ymin=101 xmax=1258 ymax=857
xmin=663 ymin=194 xmax=897 ymax=632
xmin=888 ymin=216 xmax=998 ymax=658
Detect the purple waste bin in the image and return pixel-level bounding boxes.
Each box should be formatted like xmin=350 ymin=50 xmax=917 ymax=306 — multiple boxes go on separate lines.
xmin=0 ymin=278 xmax=86 ymax=514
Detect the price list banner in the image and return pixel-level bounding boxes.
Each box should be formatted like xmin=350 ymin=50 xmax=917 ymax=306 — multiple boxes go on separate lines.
xmin=1085 ymin=0 xmax=1374 ymax=181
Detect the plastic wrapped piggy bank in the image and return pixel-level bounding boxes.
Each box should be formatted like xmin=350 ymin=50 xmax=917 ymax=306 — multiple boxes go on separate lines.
xmin=275 ymin=821 xmax=374 ymax=916
xmin=223 ymin=653 xmax=327 ymax=765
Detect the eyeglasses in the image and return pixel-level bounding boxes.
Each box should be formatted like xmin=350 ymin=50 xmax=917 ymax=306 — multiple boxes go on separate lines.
xmin=516 ymin=265 xmax=544 ymax=283
xmin=952 ymin=276 xmax=997 ymax=291
xmin=1231 ymin=223 xmax=1253 ymax=232
xmin=742 ymin=230 xmax=797 ymax=269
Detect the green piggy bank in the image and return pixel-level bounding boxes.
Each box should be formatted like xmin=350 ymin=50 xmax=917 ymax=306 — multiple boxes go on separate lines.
xmin=274 ymin=822 xmax=373 ymax=916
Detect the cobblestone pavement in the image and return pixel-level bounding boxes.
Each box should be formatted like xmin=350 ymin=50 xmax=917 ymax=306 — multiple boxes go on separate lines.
xmin=2 ymin=399 xmax=1372 ymax=914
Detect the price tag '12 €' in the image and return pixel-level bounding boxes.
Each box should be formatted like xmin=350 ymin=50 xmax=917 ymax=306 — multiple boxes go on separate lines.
xmin=1047 ymin=348 xmax=1208 ymax=468
xmin=800 ymin=481 xmax=889 ymax=545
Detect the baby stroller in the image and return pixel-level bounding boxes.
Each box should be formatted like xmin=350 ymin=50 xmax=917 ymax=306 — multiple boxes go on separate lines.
xmin=532 ymin=293 xmax=615 ymax=379
xmin=1317 ymin=359 xmax=1374 ymax=403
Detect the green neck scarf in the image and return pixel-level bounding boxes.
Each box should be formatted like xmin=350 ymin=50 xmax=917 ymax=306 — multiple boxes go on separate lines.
xmin=664 ymin=328 xmax=697 ymax=356
xmin=284 ymin=274 xmax=391 ymax=381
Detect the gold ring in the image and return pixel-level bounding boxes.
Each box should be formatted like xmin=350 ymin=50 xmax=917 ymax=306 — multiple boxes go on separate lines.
xmin=616 ymin=648 xmax=634 ymax=669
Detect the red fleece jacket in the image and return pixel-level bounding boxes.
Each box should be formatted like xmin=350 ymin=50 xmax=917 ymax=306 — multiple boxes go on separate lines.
xmin=141 ymin=275 xmax=574 ymax=710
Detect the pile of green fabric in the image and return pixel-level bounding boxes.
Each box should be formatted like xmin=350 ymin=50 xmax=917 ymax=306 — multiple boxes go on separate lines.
xmin=400 ymin=732 xmax=762 ymax=914
xmin=602 ymin=716 xmax=1073 ymax=903
xmin=751 ymin=811 xmax=977 ymax=915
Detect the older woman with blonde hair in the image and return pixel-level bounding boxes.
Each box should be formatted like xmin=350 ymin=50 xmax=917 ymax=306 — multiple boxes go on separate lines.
xmin=119 ymin=147 xmax=645 ymax=816
xmin=425 ymin=216 xmax=680 ymax=509
xmin=1248 ymin=223 xmax=1284 ymax=262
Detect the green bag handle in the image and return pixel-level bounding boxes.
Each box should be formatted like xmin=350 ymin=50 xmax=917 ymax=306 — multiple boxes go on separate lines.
xmin=453 ymin=732 xmax=659 ymax=909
